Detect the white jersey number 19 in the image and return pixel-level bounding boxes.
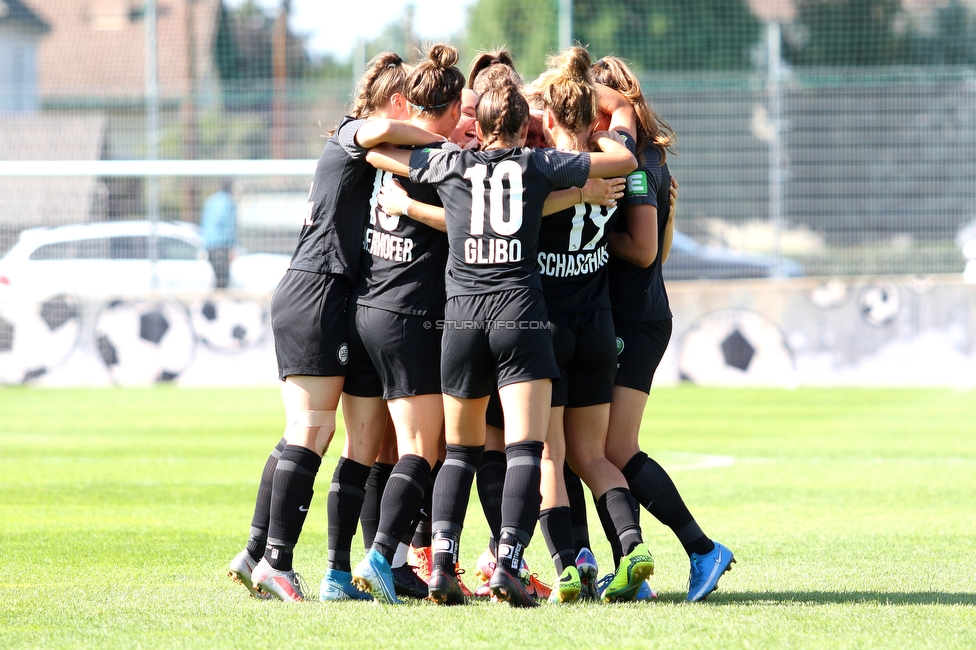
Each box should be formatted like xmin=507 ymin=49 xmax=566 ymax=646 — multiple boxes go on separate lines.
xmin=568 ymin=204 xmax=613 ymax=251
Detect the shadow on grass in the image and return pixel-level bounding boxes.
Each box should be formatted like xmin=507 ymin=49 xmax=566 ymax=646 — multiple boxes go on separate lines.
xmin=656 ymin=591 xmax=976 ymax=606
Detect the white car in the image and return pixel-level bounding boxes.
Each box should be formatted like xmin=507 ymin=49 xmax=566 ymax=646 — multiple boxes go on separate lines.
xmin=0 ymin=220 xmax=290 ymax=300
xmin=963 ymin=239 xmax=976 ymax=284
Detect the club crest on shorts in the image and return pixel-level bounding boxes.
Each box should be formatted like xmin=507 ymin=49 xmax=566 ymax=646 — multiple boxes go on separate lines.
xmin=616 ymin=337 xmax=625 ymax=355
xmin=337 ymin=342 xmax=349 ymax=365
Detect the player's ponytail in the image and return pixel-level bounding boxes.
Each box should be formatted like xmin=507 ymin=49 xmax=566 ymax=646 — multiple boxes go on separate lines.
xmin=530 ymin=45 xmax=598 ymax=139
xmin=404 ymin=43 xmax=465 ymax=118
xmin=351 ymin=52 xmax=411 ymax=120
xmin=591 ymin=55 xmax=675 ymax=162
xmin=469 ymin=48 xmax=522 ymax=95
xmin=477 ymin=80 xmax=529 ymax=149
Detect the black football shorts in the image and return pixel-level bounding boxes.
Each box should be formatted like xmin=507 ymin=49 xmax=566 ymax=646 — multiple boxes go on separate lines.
xmin=612 ymin=318 xmax=672 ymax=394
xmin=271 ymin=269 xmax=350 ymax=380
xmin=440 ymin=288 xmax=558 ymax=399
xmin=344 ymin=304 xmax=442 ymax=400
xmin=550 ymin=309 xmax=617 ymax=408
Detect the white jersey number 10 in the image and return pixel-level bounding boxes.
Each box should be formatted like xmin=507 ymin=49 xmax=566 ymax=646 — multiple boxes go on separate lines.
xmin=463 ymin=160 xmax=524 ymax=237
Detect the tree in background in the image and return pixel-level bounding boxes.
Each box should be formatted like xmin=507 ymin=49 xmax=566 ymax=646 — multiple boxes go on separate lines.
xmin=462 ymin=0 xmax=976 ymax=74
xmin=576 ymin=0 xmax=762 ymax=70
xmin=215 ymin=0 xmax=319 ymax=109
xmin=782 ymin=0 xmax=976 ymax=66
xmin=920 ymin=0 xmax=976 ymax=65
xmin=463 ymin=0 xmax=761 ymax=75
xmin=462 ymin=0 xmax=557 ymax=78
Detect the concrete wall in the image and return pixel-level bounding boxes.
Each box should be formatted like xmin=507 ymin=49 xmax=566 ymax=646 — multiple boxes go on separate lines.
xmin=2 ymin=275 xmax=974 ymax=388
xmin=662 ymin=275 xmax=976 ymax=387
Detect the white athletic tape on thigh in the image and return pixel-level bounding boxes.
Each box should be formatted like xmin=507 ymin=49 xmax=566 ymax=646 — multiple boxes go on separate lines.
xmin=290 ymin=410 xmax=335 ymax=429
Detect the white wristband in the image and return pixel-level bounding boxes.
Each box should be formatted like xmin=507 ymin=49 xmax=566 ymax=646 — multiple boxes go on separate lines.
xmin=403 ymin=198 xmax=413 ymax=218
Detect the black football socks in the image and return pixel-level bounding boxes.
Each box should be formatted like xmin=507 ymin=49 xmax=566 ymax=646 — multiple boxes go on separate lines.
xmin=496 ymin=441 xmax=544 ymax=573
xmin=622 ymin=451 xmax=713 ymax=556
xmin=326 ymin=456 xmax=371 ymax=572
xmin=372 ymin=454 xmax=431 ymax=564
xmin=540 ymin=506 xmax=576 ymax=575
xmin=431 ymin=444 xmax=483 ymax=572
xmin=596 ymin=487 xmax=644 ymax=557
xmin=265 ymin=444 xmax=322 ymax=571
xmin=361 ymin=461 xmax=394 ymax=549
xmin=245 ymin=437 xmax=286 ymax=562
xmin=476 ymin=449 xmax=506 ymax=556
xmin=564 ymin=462 xmax=592 ymax=555
xmin=410 ymin=459 xmax=440 ymax=549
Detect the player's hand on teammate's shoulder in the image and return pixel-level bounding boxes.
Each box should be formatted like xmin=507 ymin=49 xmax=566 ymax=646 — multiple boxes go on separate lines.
xmin=583 ymin=177 xmax=626 ymax=207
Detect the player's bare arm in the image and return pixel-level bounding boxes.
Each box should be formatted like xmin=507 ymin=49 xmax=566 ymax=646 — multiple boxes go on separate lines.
xmin=587 ymin=130 xmax=638 ymax=178
xmin=365 ymin=144 xmax=414 ymax=176
xmin=595 ymin=84 xmax=637 ymax=140
xmin=608 ymin=204 xmax=658 ymax=268
xmin=662 ymin=176 xmax=678 ymax=263
xmin=542 ymin=178 xmax=626 ymax=216
xmin=377 ymin=179 xmax=446 ymax=232
xmin=355 ymin=118 xmax=445 ymax=150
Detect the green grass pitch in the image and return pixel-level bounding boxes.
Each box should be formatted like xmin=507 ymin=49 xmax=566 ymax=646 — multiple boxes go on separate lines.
xmin=1 ymin=386 xmax=974 ymax=648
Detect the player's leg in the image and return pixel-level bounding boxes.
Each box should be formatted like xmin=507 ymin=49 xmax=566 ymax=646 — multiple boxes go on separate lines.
xmin=360 ymin=421 xmax=397 ymax=550
xmin=320 ymin=392 xmax=386 ymax=601
xmin=472 ymin=418 xmax=505 ymax=595
xmin=488 ymin=378 xmax=550 ymax=607
xmin=408 ymin=434 xmax=444 ymax=585
xmin=484 ymin=288 xmax=559 ymax=607
xmin=563 ymin=310 xmax=652 ymax=602
xmin=228 ymin=434 xmax=286 ymax=598
xmin=354 ymin=393 xmax=442 ymax=603
xmin=321 ymin=306 xmax=388 ymax=601
xmin=608 ymin=318 xmax=734 ymax=601
xmin=252 ymin=373 xmax=343 ymax=601
xmin=537 ymin=314 xmax=580 ymax=603
xmin=476 ymin=393 xmax=506 ymax=558
xmin=428 ymin=393 xmax=489 ymax=604
xmin=539 ymin=406 xmax=581 ymax=603
xmin=234 ymin=270 xmax=345 ymax=600
xmin=564 ymin=462 xmax=598 ymax=599
xmin=429 ymin=299 xmax=492 ymax=605
xmin=566 ymin=403 xmax=652 ymax=602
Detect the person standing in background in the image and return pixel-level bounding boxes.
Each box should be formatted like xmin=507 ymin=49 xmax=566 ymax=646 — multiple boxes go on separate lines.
xmin=201 ymin=180 xmax=237 ymax=289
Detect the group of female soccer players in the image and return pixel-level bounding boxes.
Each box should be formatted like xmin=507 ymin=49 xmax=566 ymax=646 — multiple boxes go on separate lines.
xmin=227 ymin=42 xmax=734 ymax=608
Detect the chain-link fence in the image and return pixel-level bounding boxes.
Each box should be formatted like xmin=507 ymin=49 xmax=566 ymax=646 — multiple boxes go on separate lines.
xmin=5 ymin=70 xmax=975 ymax=277
xmin=3 ymin=1 xmax=976 ymax=278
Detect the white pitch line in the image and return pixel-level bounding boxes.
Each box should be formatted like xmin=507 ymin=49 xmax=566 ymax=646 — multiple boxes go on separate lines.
xmin=661 ymin=454 xmax=737 ymax=472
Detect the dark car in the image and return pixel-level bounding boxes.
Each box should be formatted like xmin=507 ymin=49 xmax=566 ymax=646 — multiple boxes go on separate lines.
xmin=662 ymin=231 xmax=804 ymax=281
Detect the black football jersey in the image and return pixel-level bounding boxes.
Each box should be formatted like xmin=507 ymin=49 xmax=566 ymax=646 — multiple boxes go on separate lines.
xmin=408 ymin=146 xmax=590 ymax=297
xmin=537 ymin=197 xmax=618 ymax=315
xmin=352 ymin=162 xmax=449 ymax=316
xmin=608 ymin=145 xmax=672 ymax=322
xmin=289 ymin=116 xmax=373 ymax=279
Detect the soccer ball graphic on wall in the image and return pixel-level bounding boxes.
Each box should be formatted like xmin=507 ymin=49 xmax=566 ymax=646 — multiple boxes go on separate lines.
xmin=94 ymin=300 xmax=195 ymax=385
xmin=0 ymin=294 xmax=81 ymax=384
xmin=191 ymin=296 xmax=268 ymax=351
xmin=678 ymin=309 xmax=795 ymax=385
